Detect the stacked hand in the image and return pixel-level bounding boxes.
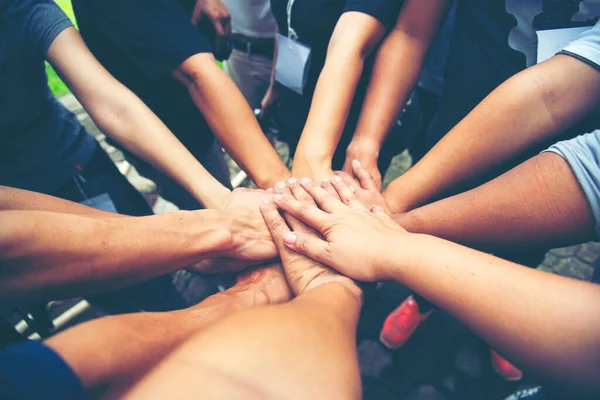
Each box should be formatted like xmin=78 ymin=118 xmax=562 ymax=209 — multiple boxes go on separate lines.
xmin=269 ymin=176 xmax=407 ymax=282
xmin=335 ymin=159 xmax=392 ymax=214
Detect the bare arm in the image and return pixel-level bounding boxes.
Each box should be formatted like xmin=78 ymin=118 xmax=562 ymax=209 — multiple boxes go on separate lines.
xmin=272 ymin=178 xmax=600 ymax=396
xmin=343 ymin=0 xmax=450 ymax=189
xmin=384 ymin=54 xmax=600 ymax=213
xmin=173 ymin=53 xmax=290 ymax=189
xmin=291 ymin=12 xmax=386 ymax=181
xmin=47 ymin=27 xmax=230 ymax=209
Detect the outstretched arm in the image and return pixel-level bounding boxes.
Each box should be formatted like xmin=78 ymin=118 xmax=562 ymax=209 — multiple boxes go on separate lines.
xmin=384 ymin=52 xmax=600 ymax=213
xmin=271 ymin=178 xmax=600 ymax=396
xmin=291 ymin=12 xmax=387 ymax=181
xmin=47 ymin=27 xmax=231 ymax=209
xmin=343 ymin=0 xmax=450 ymax=189
xmin=173 ymin=53 xmax=290 ymax=189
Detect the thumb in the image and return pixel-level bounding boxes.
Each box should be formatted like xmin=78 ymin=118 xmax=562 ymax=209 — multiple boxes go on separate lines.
xmin=283 ymin=232 xmax=331 ymax=264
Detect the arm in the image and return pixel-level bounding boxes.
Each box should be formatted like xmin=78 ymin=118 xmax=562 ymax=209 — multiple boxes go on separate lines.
xmin=343 ymin=0 xmax=450 ymax=189
xmin=0 ymin=188 xmax=279 ymax=304
xmin=384 ymin=54 xmax=600 ymax=213
xmin=47 ymin=27 xmax=231 ymax=209
xmin=272 ymin=178 xmax=600 ymax=396
xmin=173 ymin=54 xmax=290 ymax=189
xmin=291 ymin=12 xmax=386 ymax=181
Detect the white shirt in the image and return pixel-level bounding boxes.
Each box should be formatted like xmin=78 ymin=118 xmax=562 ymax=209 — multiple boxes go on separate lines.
xmin=222 ymin=0 xmax=277 ymax=38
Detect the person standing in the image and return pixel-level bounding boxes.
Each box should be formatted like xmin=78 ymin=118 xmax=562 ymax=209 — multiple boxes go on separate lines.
xmin=222 ymin=0 xmax=277 ymax=111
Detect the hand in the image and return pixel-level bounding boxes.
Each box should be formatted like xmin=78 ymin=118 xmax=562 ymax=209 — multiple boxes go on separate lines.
xmin=259 ymin=86 xmax=280 ymax=124
xmin=191 ymin=0 xmax=231 ymax=54
xmin=271 ymin=178 xmax=408 ymax=282
xmin=189 ymin=188 xmax=278 ymax=274
xmin=334 ymin=160 xmax=392 ymax=215
xmin=260 ymin=179 xmax=362 ymax=297
xmin=343 ymin=139 xmax=382 ymax=191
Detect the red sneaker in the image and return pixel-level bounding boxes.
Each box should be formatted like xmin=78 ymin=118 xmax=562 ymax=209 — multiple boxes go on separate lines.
xmin=380 ymin=295 xmax=433 ymax=349
xmin=490 ymin=349 xmax=523 ymax=381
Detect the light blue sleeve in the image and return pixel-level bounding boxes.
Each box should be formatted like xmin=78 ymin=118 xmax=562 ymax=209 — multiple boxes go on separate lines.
xmin=543 ymin=130 xmax=600 ymax=238
xmin=559 ymin=21 xmax=600 ymax=70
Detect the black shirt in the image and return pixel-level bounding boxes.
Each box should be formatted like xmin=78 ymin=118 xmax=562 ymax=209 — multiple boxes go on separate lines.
xmin=269 ymin=0 xmax=402 ymax=163
xmin=72 ymin=0 xmax=216 ymax=149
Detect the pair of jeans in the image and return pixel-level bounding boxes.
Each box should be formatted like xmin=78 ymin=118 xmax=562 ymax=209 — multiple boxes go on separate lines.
xmin=54 ymin=146 xmax=186 ymax=313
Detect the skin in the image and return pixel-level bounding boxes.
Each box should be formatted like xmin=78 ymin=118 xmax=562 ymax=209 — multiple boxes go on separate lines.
xmin=291 ymin=11 xmax=387 ymax=181
xmin=124 ymin=196 xmax=362 ymax=400
xmin=271 ymin=178 xmax=600 ymax=397
xmin=0 ymin=186 xmax=278 ymax=304
xmin=47 ymin=27 xmax=230 ymax=209
xmin=46 ymin=263 xmax=291 ymax=399
xmin=383 ymin=54 xmax=600 ymax=213
xmin=342 ymin=0 xmax=450 ymax=190
xmin=172 ymin=54 xmax=290 ymax=189
xmin=191 ymin=0 xmax=231 ymax=56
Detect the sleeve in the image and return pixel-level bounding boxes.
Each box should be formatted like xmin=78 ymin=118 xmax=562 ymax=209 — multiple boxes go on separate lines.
xmin=18 ymin=0 xmax=74 ymax=58
xmin=558 ymin=21 xmax=600 ymax=71
xmin=543 ymin=130 xmax=600 ymax=238
xmin=80 ymin=0 xmax=213 ymax=82
xmin=342 ymin=0 xmax=403 ymax=30
xmin=0 ymin=341 xmax=85 ymax=400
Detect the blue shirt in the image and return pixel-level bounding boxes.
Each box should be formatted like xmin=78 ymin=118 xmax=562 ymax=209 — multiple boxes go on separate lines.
xmin=0 ymin=0 xmax=96 ymax=194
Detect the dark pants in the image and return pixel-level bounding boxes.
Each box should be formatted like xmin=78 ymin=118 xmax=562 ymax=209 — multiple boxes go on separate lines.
xmin=54 ymin=146 xmax=186 ymax=313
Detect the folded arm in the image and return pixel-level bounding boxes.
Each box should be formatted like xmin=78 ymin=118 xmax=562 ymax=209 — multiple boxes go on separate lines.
xmin=291 ymin=12 xmax=387 ymax=181
xmin=384 ymin=53 xmax=600 ymax=213
xmin=47 ymin=27 xmax=230 ymax=209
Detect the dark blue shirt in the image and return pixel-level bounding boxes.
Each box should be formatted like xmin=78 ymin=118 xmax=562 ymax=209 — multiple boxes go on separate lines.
xmin=0 ymin=0 xmax=96 ymax=194
xmin=0 ymin=341 xmax=84 ymax=400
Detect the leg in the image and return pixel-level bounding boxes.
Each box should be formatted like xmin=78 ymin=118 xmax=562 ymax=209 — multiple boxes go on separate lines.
xmin=224 ymin=49 xmax=273 ymax=110
xmin=45 ymin=264 xmax=290 ymax=398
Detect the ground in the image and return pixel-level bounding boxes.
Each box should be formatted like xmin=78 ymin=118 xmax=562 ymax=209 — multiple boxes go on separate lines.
xmin=31 ymin=94 xmax=598 ymax=399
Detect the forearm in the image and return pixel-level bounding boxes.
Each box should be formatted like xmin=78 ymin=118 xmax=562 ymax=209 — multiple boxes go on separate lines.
xmin=0 ymin=210 xmax=227 ymax=303
xmin=181 ymin=56 xmax=289 ymax=188
xmin=352 ymin=31 xmax=432 ymax=150
xmin=384 ymin=55 xmax=600 ymax=213
xmin=389 ymin=233 xmax=600 ymax=394
xmin=393 ymin=153 xmax=596 ymax=251
xmin=0 ymin=186 xmax=125 ymax=218
xmin=45 ymin=287 xmax=260 ymax=397
xmin=90 ymin=89 xmax=230 ymax=209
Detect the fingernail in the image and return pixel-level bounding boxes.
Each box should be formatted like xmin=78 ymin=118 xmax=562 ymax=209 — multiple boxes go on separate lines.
xmin=353 ymin=159 xmax=361 ymax=167
xmin=283 ymin=232 xmax=298 ymax=245
xmin=261 ymin=197 xmax=270 ymax=205
xmin=273 ymin=194 xmax=283 ymax=201
xmin=300 ymin=177 xmax=312 ymax=185
xmin=287 ymin=177 xmax=298 ymax=184
xmin=322 ymin=177 xmax=330 ymax=183
xmin=275 ymin=181 xmax=286 ymax=189
xmin=266 ymin=188 xmax=274 ymax=193
xmin=331 ymin=175 xmax=342 ymax=184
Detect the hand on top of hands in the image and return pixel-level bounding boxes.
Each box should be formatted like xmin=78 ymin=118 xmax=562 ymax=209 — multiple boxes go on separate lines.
xmin=267 ymin=175 xmax=407 ymax=282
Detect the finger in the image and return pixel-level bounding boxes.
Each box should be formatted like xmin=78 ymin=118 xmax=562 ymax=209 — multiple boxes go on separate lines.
xmin=370 ymin=205 xmax=389 ymax=218
xmin=271 ymin=194 xmax=329 ymax=232
xmin=259 ymin=198 xmax=293 ymax=252
xmin=287 ymin=177 xmax=317 ymax=206
xmin=299 ymin=178 xmax=344 ymax=213
xmin=351 ymin=159 xmax=379 ymax=192
xmin=321 ymin=178 xmax=340 ymax=199
xmin=274 ymin=180 xmax=293 ymax=197
xmin=331 ymin=175 xmax=366 ymax=210
xmin=333 ymin=171 xmax=359 ymax=192
xmin=282 ymin=232 xmax=331 ymax=265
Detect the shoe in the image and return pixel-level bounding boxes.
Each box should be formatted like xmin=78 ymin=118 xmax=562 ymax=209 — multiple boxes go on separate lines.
xmin=380 ymin=295 xmax=433 ymax=349
xmin=490 ymin=349 xmax=523 ymax=381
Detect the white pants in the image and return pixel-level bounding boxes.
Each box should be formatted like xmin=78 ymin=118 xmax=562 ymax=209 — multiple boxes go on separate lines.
xmin=224 ymin=48 xmax=273 ymax=110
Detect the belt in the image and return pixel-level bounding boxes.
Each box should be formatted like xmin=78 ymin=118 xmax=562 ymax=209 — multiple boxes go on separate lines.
xmin=230 ymin=35 xmax=275 ymax=59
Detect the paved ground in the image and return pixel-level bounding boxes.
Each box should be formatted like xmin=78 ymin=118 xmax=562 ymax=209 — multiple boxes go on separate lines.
xmin=53 ymin=94 xmax=598 ymax=399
